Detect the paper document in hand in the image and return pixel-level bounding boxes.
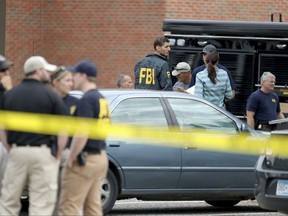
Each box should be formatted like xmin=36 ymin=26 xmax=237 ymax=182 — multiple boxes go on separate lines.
xmin=186 ymin=86 xmax=195 ymax=95
xmin=269 ymin=118 xmax=288 ymax=125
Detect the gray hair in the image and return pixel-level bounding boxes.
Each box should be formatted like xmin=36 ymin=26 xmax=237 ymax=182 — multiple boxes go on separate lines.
xmin=260 ymin=72 xmax=275 ymax=85
xmin=116 ymin=74 xmax=126 ymax=88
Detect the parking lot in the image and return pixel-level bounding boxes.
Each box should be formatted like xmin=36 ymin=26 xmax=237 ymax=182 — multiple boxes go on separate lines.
xmin=107 ymin=199 xmax=284 ymax=216
xmin=20 ymin=199 xmax=284 ymax=216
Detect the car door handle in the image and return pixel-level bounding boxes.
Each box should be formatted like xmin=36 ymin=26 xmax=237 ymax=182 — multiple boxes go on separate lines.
xmin=109 ymin=144 xmax=120 ymax=147
xmin=108 ymin=141 xmax=125 ymax=148
xmin=184 ymin=146 xmax=197 ymax=150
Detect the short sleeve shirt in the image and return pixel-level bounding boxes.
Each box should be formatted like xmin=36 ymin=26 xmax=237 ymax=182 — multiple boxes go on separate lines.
xmin=63 ymin=94 xmax=79 ymax=115
xmin=74 ymin=89 xmax=110 ymax=151
xmin=246 ymin=89 xmax=281 ymax=123
xmin=1 ymin=79 xmax=67 ymax=146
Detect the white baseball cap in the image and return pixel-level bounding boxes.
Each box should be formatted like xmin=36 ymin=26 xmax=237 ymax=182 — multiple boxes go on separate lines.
xmin=172 ymin=62 xmax=191 ymax=76
xmin=23 ymin=56 xmax=57 ymax=74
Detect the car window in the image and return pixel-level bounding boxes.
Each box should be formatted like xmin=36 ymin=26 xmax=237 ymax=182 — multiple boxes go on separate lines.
xmin=167 ymin=98 xmax=238 ymax=133
xmin=111 ymin=98 xmax=168 ymax=128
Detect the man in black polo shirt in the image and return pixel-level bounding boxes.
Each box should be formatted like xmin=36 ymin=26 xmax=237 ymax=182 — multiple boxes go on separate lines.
xmin=59 ymin=60 xmax=110 ymax=216
xmin=0 ymin=56 xmax=67 ymax=216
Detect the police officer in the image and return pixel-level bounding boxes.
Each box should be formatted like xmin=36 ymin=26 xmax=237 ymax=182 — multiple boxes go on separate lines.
xmin=50 ymin=66 xmax=79 ymax=215
xmin=0 ymin=56 xmax=67 ymax=216
xmin=134 ymin=36 xmax=173 ymax=90
xmin=59 ymin=60 xmax=110 ymax=216
xmin=51 ymin=66 xmax=79 ymax=115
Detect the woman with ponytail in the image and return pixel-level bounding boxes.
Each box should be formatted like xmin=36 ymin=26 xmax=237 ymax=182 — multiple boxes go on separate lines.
xmin=194 ymin=51 xmax=233 ymax=109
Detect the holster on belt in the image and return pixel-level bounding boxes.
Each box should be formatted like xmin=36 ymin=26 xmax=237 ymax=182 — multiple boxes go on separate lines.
xmin=256 ymin=123 xmax=275 ymax=131
xmin=51 ymin=143 xmax=58 ymax=158
xmin=77 ymin=152 xmax=86 ymax=166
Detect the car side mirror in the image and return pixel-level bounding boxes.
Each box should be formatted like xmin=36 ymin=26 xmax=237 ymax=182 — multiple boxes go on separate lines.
xmin=240 ymin=124 xmax=249 ymax=132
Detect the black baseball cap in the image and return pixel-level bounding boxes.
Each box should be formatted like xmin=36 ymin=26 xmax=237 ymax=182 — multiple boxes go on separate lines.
xmin=0 ymin=55 xmax=13 ymax=72
xmin=68 ymin=60 xmax=98 ymax=77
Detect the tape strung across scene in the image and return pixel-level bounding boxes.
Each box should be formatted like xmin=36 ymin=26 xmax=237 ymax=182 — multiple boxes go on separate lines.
xmin=0 ymin=110 xmax=287 ymax=158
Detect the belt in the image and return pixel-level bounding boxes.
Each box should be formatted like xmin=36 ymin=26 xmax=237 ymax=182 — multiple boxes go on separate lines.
xmin=257 ymin=124 xmax=275 ymax=131
xmin=12 ymin=143 xmax=49 ymax=147
xmin=83 ymin=149 xmax=102 ymax=155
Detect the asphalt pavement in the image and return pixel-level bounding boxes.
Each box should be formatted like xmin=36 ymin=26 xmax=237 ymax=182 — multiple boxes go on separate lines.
xmin=107 ymin=199 xmax=284 ymax=216
xmin=20 ymin=199 xmax=285 ymax=216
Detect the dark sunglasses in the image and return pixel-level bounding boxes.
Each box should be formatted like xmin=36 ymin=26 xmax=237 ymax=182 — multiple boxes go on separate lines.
xmin=0 ymin=68 xmax=8 ymax=72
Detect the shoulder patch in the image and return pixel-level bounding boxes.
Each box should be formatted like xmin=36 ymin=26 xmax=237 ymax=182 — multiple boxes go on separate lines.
xmin=70 ymin=105 xmax=76 ymax=115
xmin=166 ymin=71 xmax=171 ymax=78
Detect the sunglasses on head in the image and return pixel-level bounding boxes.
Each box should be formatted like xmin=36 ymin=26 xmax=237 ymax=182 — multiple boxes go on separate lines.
xmin=55 ymin=66 xmax=66 ymax=73
xmin=51 ymin=66 xmax=68 ymax=80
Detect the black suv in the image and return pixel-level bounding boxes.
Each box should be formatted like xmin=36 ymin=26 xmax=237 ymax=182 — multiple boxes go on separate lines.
xmin=255 ymin=130 xmax=288 ymax=214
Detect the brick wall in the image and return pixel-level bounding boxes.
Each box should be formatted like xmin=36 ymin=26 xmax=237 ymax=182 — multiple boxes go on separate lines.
xmin=5 ymin=0 xmax=166 ymax=88
xmin=5 ymin=0 xmax=43 ymax=82
xmin=4 ymin=0 xmax=288 ymax=88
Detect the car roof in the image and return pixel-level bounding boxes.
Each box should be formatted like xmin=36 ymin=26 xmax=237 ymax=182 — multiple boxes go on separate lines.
xmin=70 ymin=89 xmax=191 ymax=100
xmin=99 ymin=89 xmax=238 ymax=117
xmin=99 ymin=89 xmax=196 ymax=98
xmin=71 ymin=88 xmax=241 ymax=120
xmin=69 ymin=89 xmax=258 ymax=134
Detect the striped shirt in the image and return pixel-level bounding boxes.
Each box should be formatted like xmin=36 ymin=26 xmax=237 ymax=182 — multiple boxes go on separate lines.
xmin=194 ymin=67 xmax=233 ymax=109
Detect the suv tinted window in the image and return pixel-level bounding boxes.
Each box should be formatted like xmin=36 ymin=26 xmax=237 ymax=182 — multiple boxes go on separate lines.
xmin=167 ymin=98 xmax=238 ymax=133
xmin=111 ymin=98 xmax=168 ymax=128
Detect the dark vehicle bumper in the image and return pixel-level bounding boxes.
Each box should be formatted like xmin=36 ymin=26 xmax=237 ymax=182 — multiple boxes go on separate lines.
xmin=255 ymin=155 xmax=288 ymax=212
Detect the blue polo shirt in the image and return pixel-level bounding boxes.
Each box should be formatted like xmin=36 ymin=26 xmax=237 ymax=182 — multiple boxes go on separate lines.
xmin=74 ymin=89 xmax=110 ymax=152
xmin=63 ymin=94 xmax=79 ymax=115
xmin=246 ymin=89 xmax=281 ymax=124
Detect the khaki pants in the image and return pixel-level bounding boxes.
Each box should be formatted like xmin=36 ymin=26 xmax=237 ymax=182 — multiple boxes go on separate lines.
xmin=0 ymin=145 xmax=59 ymax=216
xmin=52 ymin=148 xmax=70 ymax=216
xmin=0 ymin=143 xmax=8 ymax=195
xmin=59 ymin=150 xmax=108 ymax=216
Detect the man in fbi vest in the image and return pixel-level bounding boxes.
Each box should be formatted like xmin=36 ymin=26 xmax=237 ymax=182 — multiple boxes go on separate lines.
xmin=134 ymin=36 xmax=172 ymax=90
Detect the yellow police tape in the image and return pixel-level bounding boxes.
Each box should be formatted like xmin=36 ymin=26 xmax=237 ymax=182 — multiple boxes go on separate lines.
xmin=0 ymin=110 xmax=287 ymax=158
